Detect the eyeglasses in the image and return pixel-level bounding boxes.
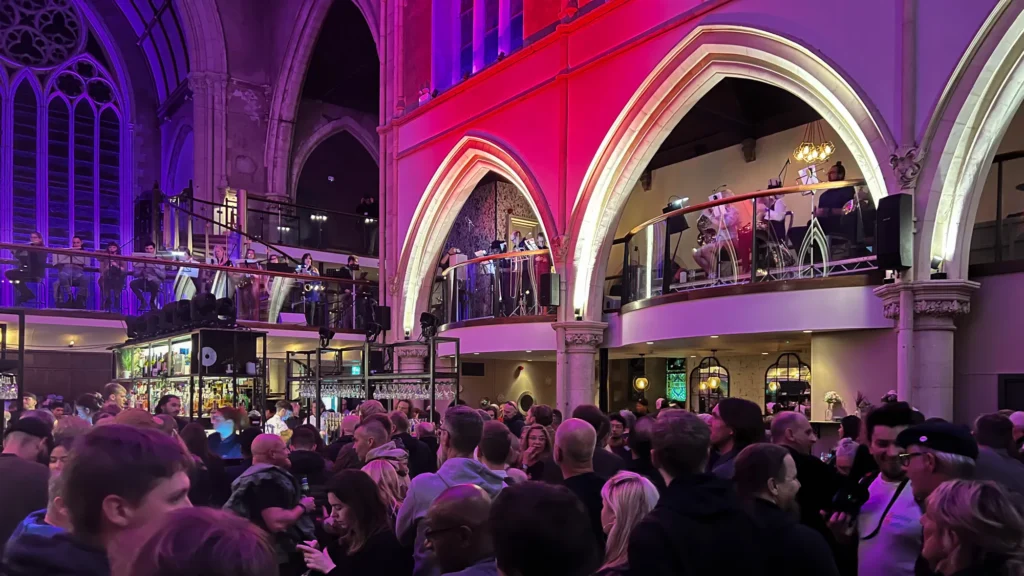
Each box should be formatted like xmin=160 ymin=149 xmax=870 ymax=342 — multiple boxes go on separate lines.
xmin=898 ymin=453 xmax=925 ymax=466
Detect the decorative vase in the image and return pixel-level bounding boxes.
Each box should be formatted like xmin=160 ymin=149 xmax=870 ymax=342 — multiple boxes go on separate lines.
xmin=824 ymin=405 xmax=834 ymax=421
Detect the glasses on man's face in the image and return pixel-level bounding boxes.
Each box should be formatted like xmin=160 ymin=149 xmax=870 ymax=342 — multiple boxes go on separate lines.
xmin=898 ymin=452 xmax=925 ymax=467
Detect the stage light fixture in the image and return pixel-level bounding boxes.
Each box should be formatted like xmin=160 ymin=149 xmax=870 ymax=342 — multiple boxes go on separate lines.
xmin=160 ymin=302 xmax=178 ymax=333
xmin=191 ymin=293 xmax=217 ymax=326
xmin=214 ymin=298 xmax=236 ymax=327
xmin=420 ymin=312 xmax=438 ymax=339
xmin=145 ymin=311 xmax=161 ymax=338
xmin=173 ymin=299 xmax=192 ymax=329
xmin=319 ymin=327 xmax=335 ymax=349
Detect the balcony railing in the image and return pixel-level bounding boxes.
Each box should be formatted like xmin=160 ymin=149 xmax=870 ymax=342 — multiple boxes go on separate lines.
xmin=968 ymin=150 xmax=1024 ymax=274
xmin=432 ymin=249 xmax=555 ymax=326
xmin=245 ymin=196 xmax=378 ymax=257
xmin=0 ymin=242 xmax=380 ymax=332
xmin=609 ymin=179 xmax=877 ymax=309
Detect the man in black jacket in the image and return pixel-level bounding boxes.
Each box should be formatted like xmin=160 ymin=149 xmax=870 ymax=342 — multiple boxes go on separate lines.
xmin=771 ymin=411 xmax=841 ymax=541
xmin=734 ymin=443 xmax=840 ymax=576
xmin=626 ymin=410 xmax=763 ymax=576
xmin=501 ymin=402 xmax=525 ymax=439
xmin=390 ymin=409 xmax=436 ymax=478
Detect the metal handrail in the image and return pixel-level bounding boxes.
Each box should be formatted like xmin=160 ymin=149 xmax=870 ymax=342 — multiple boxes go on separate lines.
xmin=246 ymin=194 xmax=371 ymax=220
xmin=440 ymin=249 xmax=551 ymax=278
xmin=163 ymin=197 xmax=298 ymax=265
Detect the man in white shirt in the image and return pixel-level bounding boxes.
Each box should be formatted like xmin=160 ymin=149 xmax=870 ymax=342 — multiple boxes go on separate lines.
xmin=263 ymin=400 xmax=293 ymax=436
xmin=827 ymin=402 xmax=918 ymax=576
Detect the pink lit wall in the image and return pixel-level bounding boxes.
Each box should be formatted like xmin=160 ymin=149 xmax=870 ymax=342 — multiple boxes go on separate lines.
xmin=810 ymin=330 xmax=896 ymax=422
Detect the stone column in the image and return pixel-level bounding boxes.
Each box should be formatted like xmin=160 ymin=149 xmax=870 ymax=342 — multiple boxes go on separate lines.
xmin=553 ymin=321 xmax=606 ymax=415
xmin=875 ymin=280 xmax=977 ymax=420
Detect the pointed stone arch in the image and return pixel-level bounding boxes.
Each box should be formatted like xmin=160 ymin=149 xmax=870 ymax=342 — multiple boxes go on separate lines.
xmin=396 ymin=135 xmax=559 ymax=335
xmin=567 ymin=24 xmax=896 ymax=320
xmin=289 ymin=114 xmax=380 ymax=195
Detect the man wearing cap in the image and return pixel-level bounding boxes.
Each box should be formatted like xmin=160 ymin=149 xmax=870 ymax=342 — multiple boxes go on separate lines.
xmin=0 ymin=417 xmax=51 ymax=549
xmin=896 ymin=421 xmax=977 ymax=504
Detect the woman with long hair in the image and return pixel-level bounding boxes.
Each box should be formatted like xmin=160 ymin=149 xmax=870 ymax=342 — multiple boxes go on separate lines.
xmin=362 ymin=459 xmax=405 ymax=522
xmin=521 ymin=423 xmax=554 ymax=481
xmin=74 ymin=393 xmax=102 ymax=423
xmin=180 ymin=423 xmax=230 ymax=507
xmin=237 ymin=247 xmax=262 ymax=320
xmin=922 ymin=480 xmax=1024 ymax=576
xmin=297 ymin=470 xmax=412 ymax=576
xmin=595 ymin=471 xmax=660 ymax=575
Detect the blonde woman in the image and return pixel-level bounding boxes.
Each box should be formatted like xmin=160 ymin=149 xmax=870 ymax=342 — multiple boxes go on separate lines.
xmin=361 ymin=459 xmax=406 ymax=522
xmin=520 ymin=423 xmax=554 ymax=481
xmin=921 ymin=479 xmax=1024 ymax=576
xmin=596 ymin=471 xmax=660 ymax=575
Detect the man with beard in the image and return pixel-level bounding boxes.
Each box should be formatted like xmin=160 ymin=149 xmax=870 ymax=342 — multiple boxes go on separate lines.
xmin=734 ymin=444 xmax=839 ymax=576
xmin=771 ymin=411 xmax=840 ymax=541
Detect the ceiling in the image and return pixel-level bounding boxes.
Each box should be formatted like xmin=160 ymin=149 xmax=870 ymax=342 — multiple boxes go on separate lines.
xmin=111 ymin=0 xmax=190 ymax=103
xmin=646 ymin=78 xmax=820 ymax=172
xmin=301 ymin=0 xmax=380 ymax=114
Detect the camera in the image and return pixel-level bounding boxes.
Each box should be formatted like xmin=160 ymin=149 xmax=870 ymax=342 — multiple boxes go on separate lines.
xmin=829 ymin=481 xmax=870 ymax=516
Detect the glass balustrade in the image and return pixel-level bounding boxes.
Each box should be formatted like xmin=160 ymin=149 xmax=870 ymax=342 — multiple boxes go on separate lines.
xmin=0 ymin=242 xmax=380 ymax=331
xmin=245 ymin=196 xmax=378 ymax=256
xmin=432 ymin=249 xmax=555 ymax=325
xmin=611 ymin=180 xmax=878 ymax=307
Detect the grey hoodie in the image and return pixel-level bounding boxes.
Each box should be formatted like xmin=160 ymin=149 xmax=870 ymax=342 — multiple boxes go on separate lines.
xmin=395 ymin=457 xmax=506 ymax=576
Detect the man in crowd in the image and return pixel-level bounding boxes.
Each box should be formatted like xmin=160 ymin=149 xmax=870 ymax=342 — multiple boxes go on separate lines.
xmin=7 ymin=393 xmax=37 ymax=424
xmin=897 ymin=421 xmax=978 ymax=504
xmin=224 ymin=434 xmax=316 ymax=576
xmin=424 ymin=484 xmax=498 ymax=576
xmin=973 ymin=413 xmax=1024 ymax=495
xmin=771 ymin=411 xmax=840 ymax=539
xmin=333 ymin=400 xmax=387 ymax=468
xmin=0 ymin=418 xmax=51 ymax=549
xmin=492 ymin=482 xmax=599 ymax=576
xmin=501 ymin=402 xmax=525 ymax=438
xmin=626 ymin=416 xmax=666 ymax=493
xmin=287 ymin=426 xmax=329 ymax=508
xmin=5 ymin=425 xmax=192 ymax=576
xmin=397 ymin=406 xmax=505 ymax=576
xmin=634 ymin=397 xmax=649 ymax=417
xmin=418 ymin=421 xmax=440 ymax=456
xmin=526 ymin=404 xmax=553 ymax=427
xmin=130 ymin=240 xmax=166 ymax=310
xmin=707 ymin=398 xmax=764 ymax=479
xmin=626 ymin=410 xmax=762 ymax=575
xmin=478 ymin=420 xmax=525 ymax=484
xmin=734 ymin=443 xmax=840 ymax=576
xmin=555 ymin=418 xmax=606 ymax=553
xmin=571 ymin=405 xmax=626 ymax=479
xmin=325 ymin=413 xmax=360 ymax=462
xmin=103 ymin=382 xmax=127 ymax=409
xmin=392 ymin=409 xmax=437 ymax=477
xmin=551 ymin=408 xmax=563 ymax=430
xmin=264 ymin=400 xmax=293 ymax=436
xmin=826 ymin=401 xmax=918 ymax=576
xmin=607 ymin=412 xmax=631 ymax=461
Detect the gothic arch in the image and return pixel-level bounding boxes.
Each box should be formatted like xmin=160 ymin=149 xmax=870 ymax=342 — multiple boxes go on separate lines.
xmin=397 ymin=135 xmax=559 ymax=335
xmin=173 ymin=0 xmax=228 ymax=75
xmin=918 ymin=1 xmax=1024 ymax=280
xmin=289 ymin=114 xmax=380 ymax=195
xmin=164 ymin=122 xmax=194 ymax=194
xmin=265 ymin=0 xmax=380 ymax=199
xmin=568 ymin=24 xmax=896 ymax=320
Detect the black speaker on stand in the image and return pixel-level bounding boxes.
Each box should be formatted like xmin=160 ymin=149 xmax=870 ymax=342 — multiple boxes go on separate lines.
xmin=876 ymin=193 xmax=913 ymax=271
xmin=540 ymin=273 xmax=560 ymax=308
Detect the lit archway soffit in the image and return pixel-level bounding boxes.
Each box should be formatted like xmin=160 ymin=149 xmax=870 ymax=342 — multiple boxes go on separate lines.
xmin=399 ymin=136 xmax=555 ymax=334
xmin=927 ymin=7 xmax=1024 ymax=275
xmin=110 ymin=0 xmax=190 ymax=102
xmin=570 ymin=25 xmax=893 ymax=316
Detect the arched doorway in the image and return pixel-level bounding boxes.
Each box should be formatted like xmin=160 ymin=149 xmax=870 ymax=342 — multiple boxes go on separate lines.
xmin=568 ymin=25 xmax=895 ymax=320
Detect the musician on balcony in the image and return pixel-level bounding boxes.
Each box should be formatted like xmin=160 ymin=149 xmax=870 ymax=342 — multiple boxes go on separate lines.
xmin=54 ymin=235 xmax=91 ymax=309
xmin=130 ymin=241 xmax=166 ymax=310
xmin=5 ymin=231 xmax=46 ymax=305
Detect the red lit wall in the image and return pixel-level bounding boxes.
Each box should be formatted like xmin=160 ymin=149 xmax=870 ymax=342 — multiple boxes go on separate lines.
xmin=524 ymin=0 xmax=560 ymax=39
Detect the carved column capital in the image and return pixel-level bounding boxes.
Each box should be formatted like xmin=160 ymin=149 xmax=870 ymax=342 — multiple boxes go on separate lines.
xmin=889 ymin=146 xmax=922 ymax=191
xmin=874 ymin=280 xmax=979 ymax=323
xmin=396 ymin=345 xmax=428 ymax=358
xmin=554 ymin=321 xmax=606 ymax=351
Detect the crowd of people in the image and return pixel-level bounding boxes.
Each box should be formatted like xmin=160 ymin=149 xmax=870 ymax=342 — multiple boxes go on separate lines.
xmin=3 ymin=385 xmax=1024 ymax=576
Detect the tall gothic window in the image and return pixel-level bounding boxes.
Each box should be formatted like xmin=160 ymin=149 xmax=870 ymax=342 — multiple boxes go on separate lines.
xmin=0 ymin=1 xmax=125 ymax=253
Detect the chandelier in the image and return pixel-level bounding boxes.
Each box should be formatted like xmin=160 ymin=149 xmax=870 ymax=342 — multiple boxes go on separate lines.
xmin=793 ymin=120 xmax=835 ymax=164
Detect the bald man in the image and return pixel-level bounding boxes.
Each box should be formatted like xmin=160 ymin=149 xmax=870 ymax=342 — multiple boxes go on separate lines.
xmin=554 ymin=418 xmax=605 ymax=554
xmin=770 ymin=411 xmax=840 ymax=545
xmin=425 ymin=485 xmax=497 ymax=575
xmin=224 ymin=434 xmax=315 ymax=575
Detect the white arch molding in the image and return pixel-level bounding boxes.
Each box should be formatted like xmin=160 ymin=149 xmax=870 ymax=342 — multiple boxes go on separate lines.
xmin=919 ymin=1 xmax=1024 ymax=279
xmin=265 ymin=0 xmax=381 ymax=199
xmin=396 ymin=135 xmax=559 ymax=335
xmin=289 ymin=115 xmax=381 ymax=195
xmin=568 ymin=25 xmax=896 ymax=320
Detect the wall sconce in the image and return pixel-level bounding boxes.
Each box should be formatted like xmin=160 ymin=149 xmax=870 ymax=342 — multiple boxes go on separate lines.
xmin=633 ymin=376 xmax=649 ymax=392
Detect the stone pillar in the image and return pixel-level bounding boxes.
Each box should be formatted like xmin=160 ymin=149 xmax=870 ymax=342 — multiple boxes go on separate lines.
xmin=875 ymin=280 xmax=977 ymax=420
xmin=554 ymin=321 xmax=606 ymax=416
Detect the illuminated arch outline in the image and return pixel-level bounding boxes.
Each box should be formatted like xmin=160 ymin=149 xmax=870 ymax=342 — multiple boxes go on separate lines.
xmin=920 ymin=1 xmax=1024 ymax=279
xmin=397 ymin=135 xmax=559 ymax=335
xmin=568 ymin=25 xmax=896 ymax=320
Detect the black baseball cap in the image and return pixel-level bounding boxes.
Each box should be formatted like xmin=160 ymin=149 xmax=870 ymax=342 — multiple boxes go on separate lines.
xmin=4 ymin=417 xmax=52 ymax=440
xmin=22 ymin=393 xmax=36 ymax=401
xmin=896 ymin=422 xmax=978 ymax=460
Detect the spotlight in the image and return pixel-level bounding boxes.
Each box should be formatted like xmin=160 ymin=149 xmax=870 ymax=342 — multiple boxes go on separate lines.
xmin=160 ymin=302 xmax=178 ymax=333
xmin=125 ymin=315 xmax=145 ymax=339
xmin=420 ymin=312 xmax=438 ymax=339
xmin=145 ymin=311 xmax=162 ymax=337
xmin=173 ymin=299 xmax=192 ymax=329
xmin=319 ymin=327 xmax=335 ymax=349
xmin=214 ymin=298 xmax=236 ymax=327
xmin=191 ymin=293 xmax=217 ymax=326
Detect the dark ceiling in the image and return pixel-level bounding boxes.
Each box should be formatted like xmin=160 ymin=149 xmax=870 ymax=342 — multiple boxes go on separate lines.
xmin=647 ymin=78 xmax=820 ymax=172
xmin=301 ymin=0 xmax=380 ymax=114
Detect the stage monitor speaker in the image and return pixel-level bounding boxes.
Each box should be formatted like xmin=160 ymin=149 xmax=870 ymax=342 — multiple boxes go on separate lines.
xmin=278 ymin=312 xmax=307 ymax=326
xmin=662 ymin=205 xmax=690 ymax=235
xmin=540 ymin=273 xmax=560 ymax=307
xmin=374 ymin=305 xmax=391 ymax=328
xmin=876 ymin=193 xmax=913 ymax=270
xmin=190 ymin=330 xmax=258 ymax=375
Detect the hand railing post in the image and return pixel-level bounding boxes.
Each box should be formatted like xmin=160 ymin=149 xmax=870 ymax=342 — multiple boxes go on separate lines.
xmin=750 ymin=198 xmax=758 ymax=283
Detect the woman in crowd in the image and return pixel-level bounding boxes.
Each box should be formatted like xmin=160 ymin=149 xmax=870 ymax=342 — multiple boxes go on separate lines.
xmin=921 ymin=479 xmax=1024 ymax=576
xmin=297 ymin=470 xmax=412 ymax=576
xmin=362 ymin=459 xmax=405 ymax=522
xmin=112 ymin=507 xmax=277 ymax=576
xmin=595 ymin=472 xmax=660 ymax=576
xmin=48 ymin=436 xmax=75 ymax=476
xmin=180 ymin=423 xmax=230 ymax=507
xmin=209 ymin=406 xmax=245 ymax=459
xmin=74 ymin=393 xmax=102 ymax=423
xmin=521 ymin=423 xmax=554 ymax=481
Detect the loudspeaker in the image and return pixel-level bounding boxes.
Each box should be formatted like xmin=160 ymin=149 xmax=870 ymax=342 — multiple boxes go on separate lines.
xmin=159 ymin=302 xmax=177 ymax=333
xmin=190 ymin=330 xmax=258 ymax=375
xmin=540 ymin=273 xmax=560 ymax=307
xmin=662 ymin=205 xmax=690 ymax=235
xmin=876 ymin=193 xmax=913 ymax=270
xmin=190 ymin=293 xmax=217 ymax=326
xmin=278 ymin=312 xmax=307 ymax=326
xmin=145 ymin=311 xmax=161 ymax=337
xmin=374 ymin=305 xmax=391 ymax=328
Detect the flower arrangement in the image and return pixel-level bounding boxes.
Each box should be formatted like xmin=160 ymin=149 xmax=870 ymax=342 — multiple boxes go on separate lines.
xmin=824 ymin=391 xmax=843 ymax=406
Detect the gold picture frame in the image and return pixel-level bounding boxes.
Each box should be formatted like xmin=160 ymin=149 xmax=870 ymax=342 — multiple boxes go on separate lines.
xmin=507 ymin=215 xmax=541 ymax=244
